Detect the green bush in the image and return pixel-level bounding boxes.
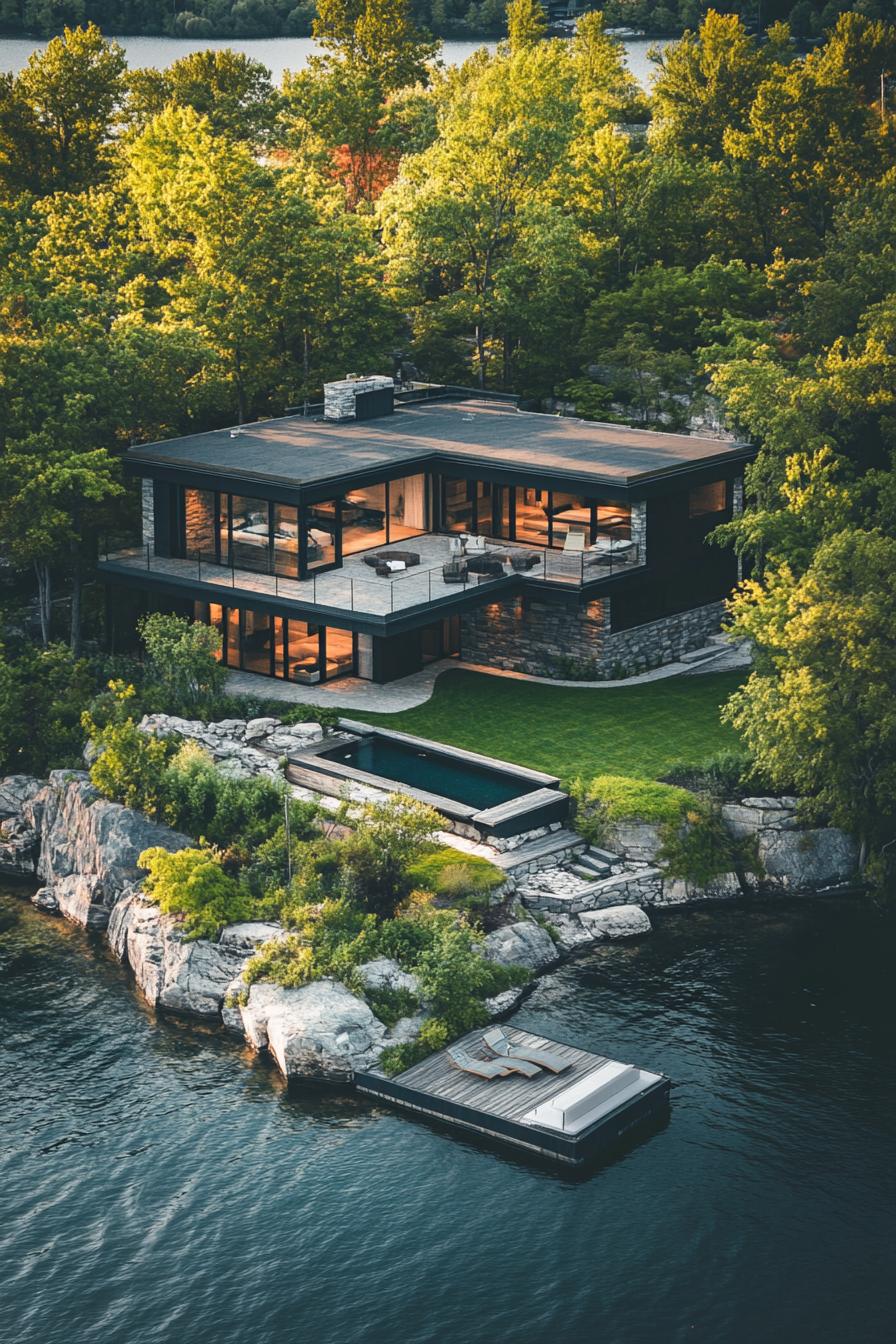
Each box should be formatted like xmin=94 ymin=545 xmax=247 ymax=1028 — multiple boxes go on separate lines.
xmin=365 ymin=985 xmax=419 ymax=1027
xmin=661 ymin=748 xmax=756 ymax=800
xmin=138 ymin=612 xmax=226 ymax=717
xmin=408 ymin=847 xmax=505 ymax=908
xmin=161 ymin=741 xmax=316 ymax=859
xmin=379 ymin=1018 xmax=450 ymax=1076
xmin=84 ymin=712 xmax=177 ymax=818
xmin=280 ymin=704 xmax=341 ymax=733
xmin=570 ymin=773 xmax=699 ymax=844
xmin=139 ymin=844 xmax=254 ymax=939
xmin=244 ymin=899 xmax=378 ymax=989
xmin=658 ymin=805 xmax=762 ymax=892
xmin=336 ymin=794 xmax=443 ymax=918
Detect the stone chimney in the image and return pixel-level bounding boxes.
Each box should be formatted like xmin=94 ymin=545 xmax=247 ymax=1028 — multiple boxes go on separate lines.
xmin=323 ymin=374 xmax=395 ymax=422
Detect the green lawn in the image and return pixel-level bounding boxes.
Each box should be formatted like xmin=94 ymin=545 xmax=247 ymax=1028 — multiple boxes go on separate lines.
xmin=339 ymin=669 xmax=745 ymax=782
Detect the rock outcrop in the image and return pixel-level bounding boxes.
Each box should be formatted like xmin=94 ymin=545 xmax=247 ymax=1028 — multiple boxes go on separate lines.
xmin=579 ymin=905 xmax=652 ymax=940
xmin=23 ymin=772 xmax=191 ymax=927
xmin=356 ymin=957 xmax=420 ymax=997
xmin=236 ymin=978 xmax=389 ymax=1080
xmin=108 ymin=891 xmax=250 ymax=1016
xmin=481 ymin=920 xmax=557 ymax=972
xmin=138 ymin=713 xmax=324 ymax=780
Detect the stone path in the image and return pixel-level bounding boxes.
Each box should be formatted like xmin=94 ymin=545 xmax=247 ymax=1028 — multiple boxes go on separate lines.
xmin=225 ymin=640 xmax=751 ymax=713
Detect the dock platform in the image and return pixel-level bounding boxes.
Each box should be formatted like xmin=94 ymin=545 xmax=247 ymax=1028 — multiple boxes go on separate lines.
xmin=355 ymin=1026 xmax=670 ymax=1166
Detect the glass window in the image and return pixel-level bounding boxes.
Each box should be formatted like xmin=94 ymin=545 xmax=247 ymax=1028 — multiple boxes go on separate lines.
xmin=388 ymin=474 xmax=427 ymax=541
xmin=240 ymin=608 xmax=273 ymax=676
xmin=689 ymin=481 xmax=727 ymax=517
xmin=184 ymin=488 xmax=216 ymax=559
xmin=342 ymin=483 xmax=387 ymax=556
xmin=286 ymin=620 xmax=322 ymax=684
xmin=273 ymin=503 xmax=299 ymax=577
xmin=207 ymin=603 xmax=225 ymax=661
xmin=218 ymin=494 xmax=229 ymax=566
xmin=514 ymin=487 xmax=549 ymax=545
xmin=596 ymin=503 xmax=632 ymax=540
xmin=324 ymin=627 xmax=354 ymax=680
xmin=230 ymin=496 xmax=270 ymax=572
xmin=549 ymin=493 xmax=591 ymax=548
xmin=225 ymin=607 xmax=240 ymax=669
xmin=305 ymin=501 xmax=337 ymax=571
xmin=443 ymin=478 xmax=474 ymax=533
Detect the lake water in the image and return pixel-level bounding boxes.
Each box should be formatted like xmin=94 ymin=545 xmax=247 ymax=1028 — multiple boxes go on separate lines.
xmin=2 ymin=884 xmax=894 ymax=1344
xmin=0 ymin=34 xmax=661 ymax=86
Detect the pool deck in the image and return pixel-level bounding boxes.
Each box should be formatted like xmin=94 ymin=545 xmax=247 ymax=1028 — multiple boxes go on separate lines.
xmin=355 ymin=1026 xmax=670 ymax=1166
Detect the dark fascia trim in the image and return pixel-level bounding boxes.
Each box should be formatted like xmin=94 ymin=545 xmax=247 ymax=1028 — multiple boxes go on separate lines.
xmin=126 ymin=444 xmax=755 ymax=509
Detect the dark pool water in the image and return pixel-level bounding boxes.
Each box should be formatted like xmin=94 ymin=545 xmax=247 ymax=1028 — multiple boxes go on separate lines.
xmin=324 ymin=735 xmax=533 ymax=808
xmin=2 ymin=886 xmax=894 ymax=1344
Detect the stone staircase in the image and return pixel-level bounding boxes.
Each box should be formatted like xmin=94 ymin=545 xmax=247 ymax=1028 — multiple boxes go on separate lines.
xmin=491 ymin=828 xmax=586 ymax=876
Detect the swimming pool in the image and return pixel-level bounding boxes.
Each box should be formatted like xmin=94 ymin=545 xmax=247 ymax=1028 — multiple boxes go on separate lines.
xmin=305 ymin=726 xmax=570 ymax=838
xmin=321 ymin=735 xmax=533 ymax=810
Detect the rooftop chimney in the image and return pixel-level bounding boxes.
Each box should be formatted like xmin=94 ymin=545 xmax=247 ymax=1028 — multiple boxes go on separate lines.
xmin=324 ymin=374 xmax=395 ymax=423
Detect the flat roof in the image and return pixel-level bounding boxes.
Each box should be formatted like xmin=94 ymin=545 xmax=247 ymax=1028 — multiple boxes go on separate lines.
xmin=127 ymin=395 xmax=753 ymax=491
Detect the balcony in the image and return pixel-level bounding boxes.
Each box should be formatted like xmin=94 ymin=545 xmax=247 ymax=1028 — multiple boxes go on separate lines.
xmin=100 ymin=532 xmax=642 ymax=624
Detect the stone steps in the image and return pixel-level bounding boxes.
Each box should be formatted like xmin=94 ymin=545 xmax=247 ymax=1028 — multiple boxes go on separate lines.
xmin=679 ymin=644 xmax=725 ymax=665
xmin=492 ymin=828 xmax=585 ymax=874
xmin=520 ymin=866 xmax=663 ymax=915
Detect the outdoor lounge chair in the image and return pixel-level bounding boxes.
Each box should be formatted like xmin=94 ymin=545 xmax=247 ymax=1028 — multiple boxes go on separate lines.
xmin=482 ymin=1027 xmax=571 ymax=1074
xmin=446 ymin=1046 xmax=511 ymax=1079
xmin=447 ymin=1045 xmax=541 ymax=1079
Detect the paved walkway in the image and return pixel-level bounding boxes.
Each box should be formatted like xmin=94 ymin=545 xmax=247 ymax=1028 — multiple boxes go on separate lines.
xmin=226 ymin=642 xmax=751 ymax=714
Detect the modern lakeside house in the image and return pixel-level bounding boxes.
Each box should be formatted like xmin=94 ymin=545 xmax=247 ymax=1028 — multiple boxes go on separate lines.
xmin=100 ymin=377 xmax=756 ymax=687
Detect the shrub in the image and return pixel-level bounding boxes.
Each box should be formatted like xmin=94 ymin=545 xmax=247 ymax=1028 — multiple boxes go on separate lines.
xmin=161 ymin=742 xmax=311 ymax=857
xmin=280 ymin=704 xmax=340 ymax=733
xmin=379 ymin=1018 xmax=450 ymax=1076
xmin=244 ymin=899 xmax=378 ymax=989
xmin=570 ymin=773 xmax=698 ymax=844
xmin=84 ymin=713 xmax=176 ymax=818
xmin=661 ymin=748 xmax=756 ymax=800
xmin=365 ymin=985 xmax=419 ymax=1027
xmin=336 ymin=794 xmax=442 ymax=918
xmin=138 ymin=612 xmax=226 ymax=716
xmin=408 ymin=847 xmax=505 ymax=908
xmin=139 ymin=845 xmax=253 ymax=940
xmin=658 ymin=805 xmax=762 ymax=893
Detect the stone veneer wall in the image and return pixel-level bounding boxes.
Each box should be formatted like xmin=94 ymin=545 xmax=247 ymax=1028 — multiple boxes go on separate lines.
xmin=459 ymin=595 xmax=724 ymax=678
xmin=630 ymin=500 xmax=647 ymax=561
xmin=141 ymin=479 xmax=154 ymax=549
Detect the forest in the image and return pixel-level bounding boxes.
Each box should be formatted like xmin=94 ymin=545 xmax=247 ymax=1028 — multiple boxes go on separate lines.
xmin=3 ymin=0 xmax=894 ymax=41
xmin=0 ymin=1 xmax=895 ymax=870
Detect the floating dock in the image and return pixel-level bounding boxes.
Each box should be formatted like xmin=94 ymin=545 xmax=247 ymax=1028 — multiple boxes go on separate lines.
xmin=355 ymin=1026 xmax=670 ymax=1167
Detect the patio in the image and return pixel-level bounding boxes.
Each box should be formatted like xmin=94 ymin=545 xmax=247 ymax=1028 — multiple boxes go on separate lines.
xmin=102 ymin=531 xmax=642 ymax=622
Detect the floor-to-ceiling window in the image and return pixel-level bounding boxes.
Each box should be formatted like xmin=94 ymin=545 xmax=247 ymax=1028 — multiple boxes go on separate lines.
xmin=342 ymin=484 xmax=387 ymax=555
xmin=305 ymin=500 xmax=338 ymax=571
xmin=514 ymin=487 xmax=549 ymax=545
xmin=184 ymin=488 xmax=216 ymax=559
xmin=388 ymin=474 xmax=427 ymax=540
xmin=194 ymin=602 xmax=354 ymax=682
xmin=230 ymin=496 xmax=270 ymax=572
xmin=273 ymin=503 xmax=300 ymax=577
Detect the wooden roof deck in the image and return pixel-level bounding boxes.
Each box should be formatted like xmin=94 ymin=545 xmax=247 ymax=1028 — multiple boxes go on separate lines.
xmin=370 ymin=1025 xmax=611 ymax=1128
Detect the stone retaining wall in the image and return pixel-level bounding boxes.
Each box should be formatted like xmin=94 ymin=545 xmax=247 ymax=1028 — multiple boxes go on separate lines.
xmin=459 ymin=596 xmax=724 ymax=678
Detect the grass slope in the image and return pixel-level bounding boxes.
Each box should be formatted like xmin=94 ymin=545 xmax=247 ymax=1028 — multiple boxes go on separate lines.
xmin=340 ymin=669 xmax=745 ymax=781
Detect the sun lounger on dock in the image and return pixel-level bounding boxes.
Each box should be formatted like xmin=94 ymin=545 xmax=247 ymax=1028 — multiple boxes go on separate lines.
xmin=446 ymin=1045 xmax=541 ymax=1079
xmin=482 ymin=1027 xmax=571 ymax=1074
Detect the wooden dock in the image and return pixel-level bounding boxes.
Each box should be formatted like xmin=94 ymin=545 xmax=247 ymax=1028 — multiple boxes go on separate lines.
xmin=355 ymin=1026 xmax=670 ymax=1166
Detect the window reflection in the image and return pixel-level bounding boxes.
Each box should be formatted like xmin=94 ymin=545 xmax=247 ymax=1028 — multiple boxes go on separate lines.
xmin=273 ymin=503 xmax=299 ymax=577
xmin=342 ymin=483 xmax=387 ymax=555
xmin=388 ymin=474 xmax=427 ymax=540
xmin=306 ymin=501 xmax=337 ymax=570
xmin=231 ymin=496 xmax=270 ymax=573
